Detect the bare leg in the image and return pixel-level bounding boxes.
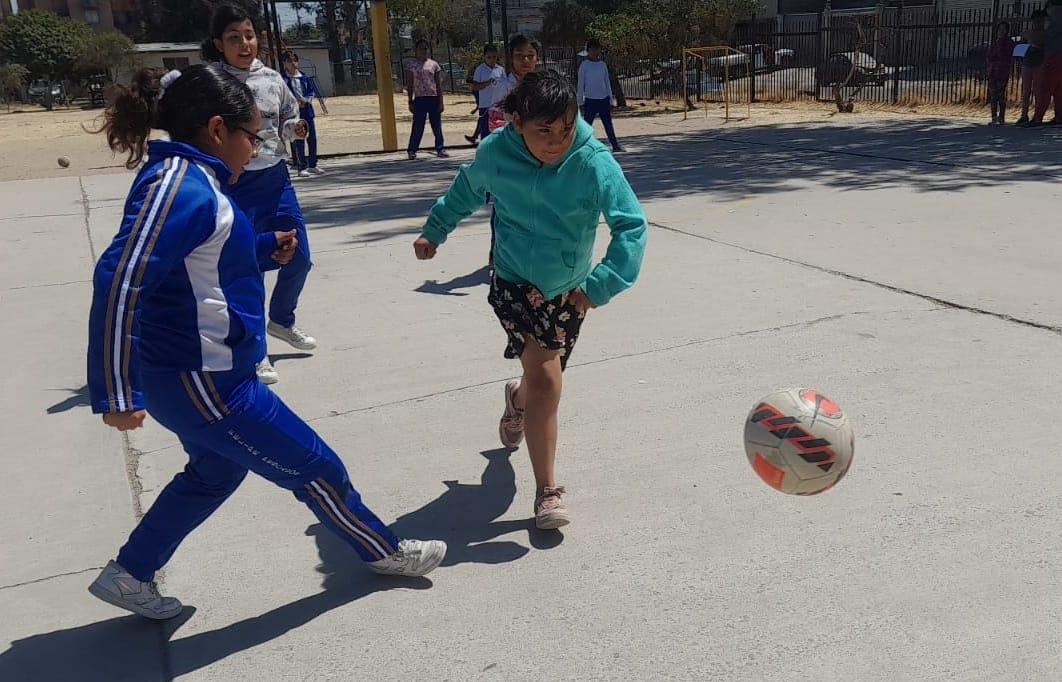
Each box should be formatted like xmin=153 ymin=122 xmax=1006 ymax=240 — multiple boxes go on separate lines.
xmin=512 ymin=337 xmax=563 ymax=494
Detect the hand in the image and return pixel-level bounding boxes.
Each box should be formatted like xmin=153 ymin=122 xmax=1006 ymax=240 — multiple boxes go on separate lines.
xmin=408 ymin=100 xmax=415 ymax=114
xmin=413 ymin=236 xmax=438 ymax=260
xmin=569 ymin=288 xmax=595 ymax=315
xmin=272 ymin=229 xmax=298 ymax=265
xmin=103 ymin=410 xmax=146 ymax=432
xmin=294 ymin=121 xmax=309 ymax=139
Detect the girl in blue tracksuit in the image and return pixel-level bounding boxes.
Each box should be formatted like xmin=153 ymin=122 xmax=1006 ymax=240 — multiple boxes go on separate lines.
xmin=282 ymin=51 xmax=323 ymax=177
xmin=85 ymin=64 xmax=445 ymax=621
xmin=202 ymin=4 xmax=315 ymax=385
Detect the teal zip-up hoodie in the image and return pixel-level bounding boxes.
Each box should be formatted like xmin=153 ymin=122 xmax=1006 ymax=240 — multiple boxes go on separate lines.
xmin=422 ymin=118 xmax=647 ymax=306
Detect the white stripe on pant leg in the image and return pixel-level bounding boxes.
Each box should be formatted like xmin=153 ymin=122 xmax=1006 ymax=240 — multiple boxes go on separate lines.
xmin=110 ymin=159 xmax=183 ymax=411
xmin=190 ymin=371 xmax=224 ymax=421
xmin=309 ymin=480 xmax=388 ymax=559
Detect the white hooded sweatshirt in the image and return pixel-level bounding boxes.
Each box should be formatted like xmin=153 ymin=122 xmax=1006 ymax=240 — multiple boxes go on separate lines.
xmin=217 ymin=59 xmax=304 ymax=172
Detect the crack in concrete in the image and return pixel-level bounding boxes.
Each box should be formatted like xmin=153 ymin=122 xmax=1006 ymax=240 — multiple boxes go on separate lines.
xmin=310 ymin=307 xmax=927 ymax=423
xmin=649 ymin=220 xmax=1062 ymax=337
xmin=4 ymin=279 xmax=91 ymax=293
xmin=79 ymin=176 xmax=97 ymax=263
xmin=0 ymin=565 xmax=104 ymax=591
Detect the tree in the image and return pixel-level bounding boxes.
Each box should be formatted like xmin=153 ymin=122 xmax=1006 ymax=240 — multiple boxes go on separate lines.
xmin=588 ymin=0 xmax=761 ymax=59
xmin=79 ymin=31 xmax=137 ymax=83
xmin=283 ymin=23 xmax=324 ymax=44
xmin=0 ymin=63 xmax=29 ymax=109
xmin=541 ymin=0 xmax=595 ymax=48
xmin=0 ymin=10 xmax=94 ymax=81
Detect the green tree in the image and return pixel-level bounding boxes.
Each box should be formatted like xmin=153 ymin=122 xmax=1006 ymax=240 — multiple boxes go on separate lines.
xmin=588 ymin=0 xmax=760 ymax=58
xmin=283 ymin=23 xmax=324 ymax=44
xmin=0 ymin=10 xmax=94 ymax=81
xmin=0 ymin=63 xmax=30 ymax=109
xmin=79 ymin=31 xmax=137 ymax=83
xmin=541 ymin=0 xmax=595 ymax=48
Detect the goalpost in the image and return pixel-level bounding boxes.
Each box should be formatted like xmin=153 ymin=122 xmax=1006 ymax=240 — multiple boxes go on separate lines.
xmin=682 ymin=46 xmax=751 ymax=123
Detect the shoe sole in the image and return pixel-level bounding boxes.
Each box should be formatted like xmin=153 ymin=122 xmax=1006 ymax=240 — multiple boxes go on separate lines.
xmin=535 ymin=513 xmax=570 ymax=530
xmin=88 ymin=583 xmax=183 ymax=620
xmin=267 ymin=327 xmax=317 ymax=351
xmin=258 ymin=373 xmax=279 ymax=385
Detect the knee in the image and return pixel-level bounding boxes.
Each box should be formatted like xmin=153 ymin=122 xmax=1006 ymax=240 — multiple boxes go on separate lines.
xmin=522 ymin=365 xmax=562 ymax=400
xmin=181 ymin=467 xmax=247 ymax=496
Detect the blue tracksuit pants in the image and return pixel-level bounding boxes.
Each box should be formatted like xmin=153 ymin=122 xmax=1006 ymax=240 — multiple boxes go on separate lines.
xmin=229 ymin=162 xmax=312 ymax=329
xmin=117 ymin=370 xmax=400 ymax=582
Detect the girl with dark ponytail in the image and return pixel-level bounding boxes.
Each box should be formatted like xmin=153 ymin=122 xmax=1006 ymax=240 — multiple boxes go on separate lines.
xmin=204 ymin=3 xmax=317 ymax=385
xmin=85 ymin=64 xmax=445 ymax=621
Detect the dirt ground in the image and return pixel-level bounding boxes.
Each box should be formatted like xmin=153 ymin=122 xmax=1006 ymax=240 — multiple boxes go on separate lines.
xmin=0 ymin=92 xmax=991 ymax=183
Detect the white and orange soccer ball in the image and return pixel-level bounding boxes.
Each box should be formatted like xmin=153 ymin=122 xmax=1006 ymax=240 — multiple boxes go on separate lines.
xmin=743 ymin=389 xmax=854 ymax=495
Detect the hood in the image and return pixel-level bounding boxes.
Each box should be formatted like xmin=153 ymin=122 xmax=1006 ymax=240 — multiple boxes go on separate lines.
xmin=146 ymin=140 xmax=233 ymax=186
xmin=218 ymin=58 xmax=266 ymax=79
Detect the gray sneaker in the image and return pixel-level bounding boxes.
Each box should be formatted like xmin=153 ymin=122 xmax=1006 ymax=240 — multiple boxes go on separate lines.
xmin=499 ymin=380 xmax=525 ymax=449
xmin=88 ymin=561 xmax=183 ymax=620
xmin=267 ymin=321 xmax=317 ymax=351
xmin=534 ymin=486 xmax=570 ymax=530
xmin=368 ymin=539 xmax=447 ymax=577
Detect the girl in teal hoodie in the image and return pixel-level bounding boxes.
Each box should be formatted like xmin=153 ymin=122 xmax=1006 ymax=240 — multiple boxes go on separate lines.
xmin=414 ymin=70 xmax=647 ymax=530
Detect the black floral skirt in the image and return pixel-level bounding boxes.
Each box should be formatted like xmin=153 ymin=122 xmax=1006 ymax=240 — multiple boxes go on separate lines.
xmin=487 ymin=273 xmax=586 ymax=371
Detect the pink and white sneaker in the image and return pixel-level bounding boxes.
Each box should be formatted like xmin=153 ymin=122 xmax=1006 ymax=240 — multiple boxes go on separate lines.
xmin=499 ymin=380 xmax=525 ymax=449
xmin=534 ymin=486 xmax=569 ymax=530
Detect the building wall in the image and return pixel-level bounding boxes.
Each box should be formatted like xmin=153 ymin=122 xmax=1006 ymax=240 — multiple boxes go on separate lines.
xmin=0 ymin=0 xmax=126 ymax=31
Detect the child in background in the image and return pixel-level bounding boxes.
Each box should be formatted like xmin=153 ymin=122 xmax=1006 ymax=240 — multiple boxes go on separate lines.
xmin=86 ymin=64 xmax=445 ymax=620
xmin=202 ymin=3 xmax=317 ymax=385
xmin=406 ymin=39 xmax=448 ymax=159
xmin=987 ymin=21 xmax=1015 ymax=126
xmin=282 ymin=51 xmax=324 ymax=177
xmin=1018 ymin=10 xmax=1048 ymax=125
xmin=413 ymin=71 xmax=647 ymax=529
xmin=1027 ymin=0 xmax=1062 ymax=127
xmin=577 ymin=38 xmax=623 ymax=152
xmin=467 ymin=44 xmax=507 ymax=144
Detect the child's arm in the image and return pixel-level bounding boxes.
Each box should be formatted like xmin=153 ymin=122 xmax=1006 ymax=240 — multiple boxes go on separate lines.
xmin=277 ymin=74 xmax=306 ymax=141
xmin=577 ymin=62 xmax=587 ymax=104
xmin=419 ymin=148 xmax=491 ymax=249
xmin=582 ymin=153 xmax=648 ymax=307
xmin=87 ymin=171 xmax=215 ymax=417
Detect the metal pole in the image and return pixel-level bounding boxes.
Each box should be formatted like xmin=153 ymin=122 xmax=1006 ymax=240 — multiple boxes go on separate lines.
xmin=500 ymin=0 xmax=509 ymax=40
xmin=486 ymin=0 xmax=494 ymax=43
xmin=370 ymin=1 xmax=398 ymax=151
xmin=262 ymin=0 xmax=279 ymax=70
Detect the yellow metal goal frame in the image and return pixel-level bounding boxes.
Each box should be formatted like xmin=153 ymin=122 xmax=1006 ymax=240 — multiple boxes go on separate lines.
xmin=682 ymin=46 xmax=752 ymax=123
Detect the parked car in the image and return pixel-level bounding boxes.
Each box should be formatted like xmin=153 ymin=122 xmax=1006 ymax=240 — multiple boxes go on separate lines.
xmin=27 ymin=80 xmax=67 ymax=109
xmin=816 ymin=51 xmax=887 ymax=88
xmin=708 ymin=44 xmax=795 ymax=77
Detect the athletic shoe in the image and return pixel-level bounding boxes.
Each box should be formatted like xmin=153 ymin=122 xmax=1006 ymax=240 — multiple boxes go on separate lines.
xmin=308 ymin=167 xmax=326 ymax=175
xmin=499 ymin=380 xmax=525 ymax=449
xmin=534 ymin=486 xmax=570 ymax=530
xmin=464 ymin=135 xmax=478 ymax=145
xmin=267 ymin=321 xmax=317 ymax=350
xmin=437 ymin=150 xmax=451 ymax=158
xmin=368 ymin=539 xmax=447 ymax=577
xmin=256 ymin=357 xmax=279 ymax=385
xmin=297 ymin=169 xmax=312 ymax=178
xmin=1020 ymin=120 xmax=1044 ymax=128
xmin=612 ymin=145 xmax=625 ymax=153
xmin=408 ymin=152 xmax=417 ymax=160
xmin=1016 ymin=115 xmax=1030 ymax=125
xmin=88 ymin=561 xmax=183 ymax=620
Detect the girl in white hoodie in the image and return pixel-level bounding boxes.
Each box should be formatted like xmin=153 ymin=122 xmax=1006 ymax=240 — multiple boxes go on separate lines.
xmin=202 ymin=4 xmax=316 ymax=385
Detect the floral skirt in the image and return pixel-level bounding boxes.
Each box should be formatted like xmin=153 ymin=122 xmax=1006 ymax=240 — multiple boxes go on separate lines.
xmin=487 ymin=273 xmax=586 ymax=371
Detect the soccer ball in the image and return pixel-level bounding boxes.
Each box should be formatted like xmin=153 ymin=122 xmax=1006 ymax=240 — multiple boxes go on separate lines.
xmin=743 ymin=389 xmax=854 ymax=495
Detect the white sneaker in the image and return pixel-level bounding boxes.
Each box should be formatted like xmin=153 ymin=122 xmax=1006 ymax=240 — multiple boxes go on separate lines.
xmin=308 ymin=167 xmax=325 ymax=176
xmin=267 ymin=321 xmax=317 ymax=350
xmin=256 ymin=357 xmax=279 ymax=384
xmin=298 ymin=169 xmax=312 ymax=178
xmin=368 ymin=539 xmax=447 ymax=577
xmin=88 ymin=560 xmax=183 ymax=620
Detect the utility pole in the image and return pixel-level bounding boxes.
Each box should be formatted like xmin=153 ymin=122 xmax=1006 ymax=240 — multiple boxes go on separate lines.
xmin=486 ymin=0 xmax=494 ymax=42
xmin=369 ymin=0 xmax=398 ymax=151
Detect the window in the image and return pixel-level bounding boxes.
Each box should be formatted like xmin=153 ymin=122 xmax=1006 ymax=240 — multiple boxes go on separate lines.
xmin=163 ymin=57 xmax=190 ymax=71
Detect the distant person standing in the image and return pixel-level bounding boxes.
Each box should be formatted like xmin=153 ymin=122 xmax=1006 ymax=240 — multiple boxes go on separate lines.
xmin=282 ymin=51 xmax=323 ymax=177
xmin=406 ymin=39 xmax=448 ymax=159
xmin=1026 ymin=0 xmax=1062 ymax=127
xmin=577 ymin=38 xmax=622 ymax=152
xmin=986 ymin=21 xmax=1015 ymax=126
xmin=467 ymin=44 xmax=507 ymax=144
xmin=1017 ymin=10 xmax=1048 ymax=125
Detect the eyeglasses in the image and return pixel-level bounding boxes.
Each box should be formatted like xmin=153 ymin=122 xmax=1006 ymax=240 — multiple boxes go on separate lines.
xmin=235 ymin=126 xmax=265 ymax=151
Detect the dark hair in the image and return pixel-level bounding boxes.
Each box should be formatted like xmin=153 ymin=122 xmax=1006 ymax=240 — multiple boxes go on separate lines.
xmin=415 ymin=39 xmax=430 ymax=50
xmin=201 ymin=3 xmax=257 ymax=63
xmin=997 ymin=20 xmax=1010 ymax=31
xmin=93 ymin=64 xmax=256 ymax=169
xmin=483 ymin=43 xmax=499 ymax=54
xmin=585 ymin=38 xmax=602 ymax=50
xmin=282 ymin=50 xmax=298 ymax=63
xmin=502 ymin=69 xmax=577 ymax=124
xmin=1031 ymin=8 xmax=1048 ymax=17
xmin=508 ymin=33 xmax=541 ymax=55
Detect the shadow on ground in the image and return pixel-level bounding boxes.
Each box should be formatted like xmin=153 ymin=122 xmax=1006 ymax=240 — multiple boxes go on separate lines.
xmin=298 ymin=118 xmax=1062 ymax=232
xmin=0 ymin=449 xmax=557 ymax=680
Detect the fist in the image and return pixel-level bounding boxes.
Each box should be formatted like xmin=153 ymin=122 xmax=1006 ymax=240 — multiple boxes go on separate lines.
xmin=568 ymin=288 xmax=595 ymax=316
xmin=103 ymin=410 xmax=147 ymax=432
xmin=413 ymin=236 xmax=438 ymax=260
xmin=273 ymin=229 xmax=298 ymax=264
xmin=294 ymin=121 xmax=309 ymax=139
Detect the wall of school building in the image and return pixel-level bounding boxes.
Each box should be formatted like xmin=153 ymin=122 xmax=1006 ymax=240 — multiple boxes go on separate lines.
xmin=130 ymin=43 xmax=335 ymax=97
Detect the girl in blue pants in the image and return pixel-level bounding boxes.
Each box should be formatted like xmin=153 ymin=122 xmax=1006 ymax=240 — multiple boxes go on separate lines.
xmin=203 ymin=4 xmax=316 ymax=385
xmin=86 ymin=64 xmax=444 ymax=621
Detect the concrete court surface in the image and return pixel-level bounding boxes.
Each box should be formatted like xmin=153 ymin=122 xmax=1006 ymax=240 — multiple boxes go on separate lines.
xmin=1 ymin=115 xmax=1061 ymax=681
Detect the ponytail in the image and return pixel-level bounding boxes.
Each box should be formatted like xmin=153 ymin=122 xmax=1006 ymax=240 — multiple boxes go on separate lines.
xmin=94 ymin=68 xmax=162 ymax=169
